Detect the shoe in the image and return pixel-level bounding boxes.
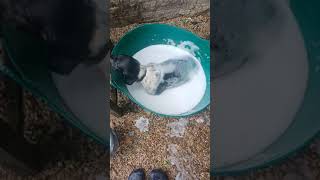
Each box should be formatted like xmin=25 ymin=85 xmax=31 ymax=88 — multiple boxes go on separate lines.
xmin=128 ymin=168 xmax=146 ymax=180
xmin=149 ymin=169 xmax=169 ymax=180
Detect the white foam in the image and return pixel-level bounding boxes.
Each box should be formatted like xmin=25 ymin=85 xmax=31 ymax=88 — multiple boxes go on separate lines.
xmin=127 ymin=45 xmax=206 ymax=115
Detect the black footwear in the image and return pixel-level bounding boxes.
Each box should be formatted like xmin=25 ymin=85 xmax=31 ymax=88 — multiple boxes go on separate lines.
xmin=149 ymin=169 xmax=169 ymax=180
xmin=128 ymin=168 xmax=146 ymax=180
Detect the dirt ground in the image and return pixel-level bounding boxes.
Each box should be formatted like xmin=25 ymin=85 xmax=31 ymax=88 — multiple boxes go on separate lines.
xmin=110 ymin=15 xmax=211 ymax=180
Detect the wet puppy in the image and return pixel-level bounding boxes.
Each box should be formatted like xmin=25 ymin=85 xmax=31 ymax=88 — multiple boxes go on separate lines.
xmin=0 ymin=0 xmax=110 ymax=75
xmin=111 ymin=55 xmax=198 ymax=95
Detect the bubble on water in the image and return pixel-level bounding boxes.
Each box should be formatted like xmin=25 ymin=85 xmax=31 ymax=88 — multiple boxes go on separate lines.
xmin=166 ymin=39 xmax=176 ymax=46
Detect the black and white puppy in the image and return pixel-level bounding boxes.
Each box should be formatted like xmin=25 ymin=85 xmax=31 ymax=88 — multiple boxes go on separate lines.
xmin=111 ymin=55 xmax=198 ymax=95
xmin=0 ymin=0 xmax=110 ymax=75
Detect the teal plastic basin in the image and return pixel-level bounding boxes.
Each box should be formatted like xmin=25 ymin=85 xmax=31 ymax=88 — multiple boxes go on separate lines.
xmin=214 ymin=0 xmax=320 ymax=175
xmin=111 ymin=23 xmax=211 ymax=117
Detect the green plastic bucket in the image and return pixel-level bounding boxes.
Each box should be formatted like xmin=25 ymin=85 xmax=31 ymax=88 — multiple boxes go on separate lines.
xmin=111 ymin=24 xmax=211 ymax=117
xmin=0 ymin=25 xmax=108 ymax=147
xmin=213 ymin=0 xmax=320 ymax=175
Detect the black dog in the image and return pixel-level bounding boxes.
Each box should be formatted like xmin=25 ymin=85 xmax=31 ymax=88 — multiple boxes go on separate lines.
xmin=110 ymin=55 xmax=142 ymax=85
xmin=0 ymin=0 xmax=111 ymax=75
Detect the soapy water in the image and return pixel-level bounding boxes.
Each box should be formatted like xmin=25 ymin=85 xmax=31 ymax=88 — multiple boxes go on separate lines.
xmin=127 ymin=44 xmax=206 ymax=115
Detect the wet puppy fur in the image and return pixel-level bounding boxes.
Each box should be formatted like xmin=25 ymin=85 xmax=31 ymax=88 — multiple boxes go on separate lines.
xmin=0 ymin=0 xmax=110 ymax=75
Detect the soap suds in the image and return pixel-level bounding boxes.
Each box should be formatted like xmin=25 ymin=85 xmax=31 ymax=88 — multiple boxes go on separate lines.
xmin=177 ymin=41 xmax=200 ymax=57
xmin=164 ymin=39 xmax=200 ymax=57
xmin=167 ymin=118 xmax=189 ymax=138
xmin=135 ymin=117 xmax=149 ymax=132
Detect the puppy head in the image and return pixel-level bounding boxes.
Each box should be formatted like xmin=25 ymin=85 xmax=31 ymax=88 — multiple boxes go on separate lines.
xmin=111 ymin=55 xmax=141 ymax=85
